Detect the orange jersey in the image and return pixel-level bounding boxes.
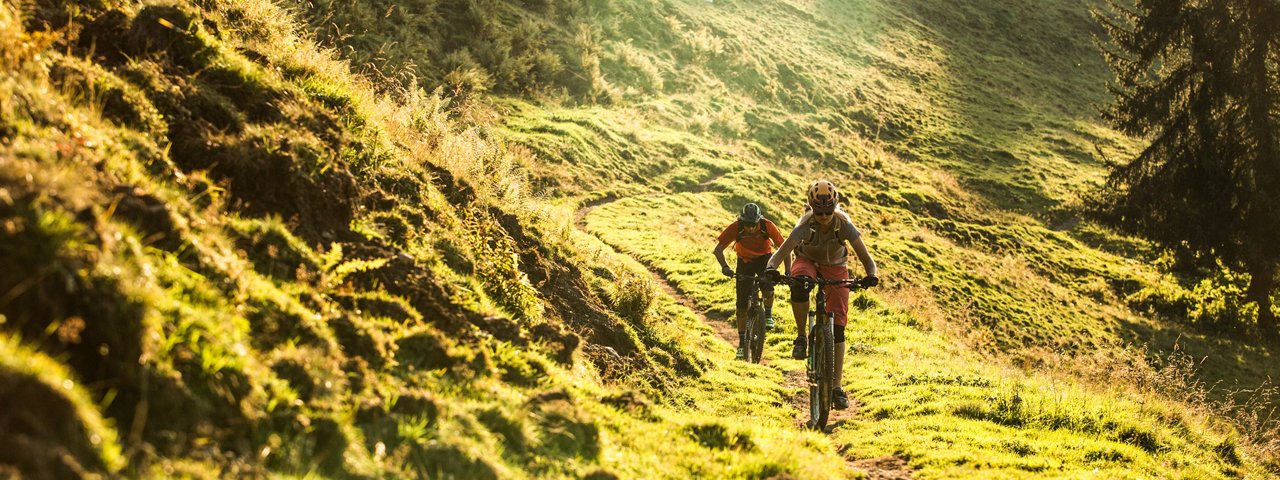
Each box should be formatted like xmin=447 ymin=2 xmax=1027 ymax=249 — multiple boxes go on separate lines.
xmin=717 ymin=219 xmax=785 ymax=261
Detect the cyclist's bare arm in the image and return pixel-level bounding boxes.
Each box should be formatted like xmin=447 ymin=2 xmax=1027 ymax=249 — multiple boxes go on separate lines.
xmin=713 ymin=243 xmax=732 ymax=270
xmin=849 ymin=235 xmax=877 ymax=278
xmin=766 ymin=225 xmax=806 ymax=270
xmin=767 ymin=223 xmax=793 ymax=275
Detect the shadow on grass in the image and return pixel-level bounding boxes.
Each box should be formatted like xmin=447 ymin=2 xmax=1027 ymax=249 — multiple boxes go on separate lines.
xmin=878 ymin=0 xmax=1112 ymax=219
xmin=1114 ymin=316 xmax=1278 ymax=402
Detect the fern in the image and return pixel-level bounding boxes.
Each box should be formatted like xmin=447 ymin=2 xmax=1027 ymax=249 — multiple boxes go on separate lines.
xmin=319 ymin=243 xmax=389 ymax=288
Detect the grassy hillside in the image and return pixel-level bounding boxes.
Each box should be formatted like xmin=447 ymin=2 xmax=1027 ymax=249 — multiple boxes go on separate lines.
xmin=2 ymin=0 xmax=1277 ymax=479
xmin=0 ymin=0 xmax=855 ymax=477
xmin=295 ymin=0 xmax=1280 ymax=475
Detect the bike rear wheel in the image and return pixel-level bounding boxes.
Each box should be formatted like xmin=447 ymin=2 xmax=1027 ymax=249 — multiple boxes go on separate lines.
xmin=809 ymin=317 xmax=835 ymax=430
xmin=747 ymin=303 xmax=766 ymax=363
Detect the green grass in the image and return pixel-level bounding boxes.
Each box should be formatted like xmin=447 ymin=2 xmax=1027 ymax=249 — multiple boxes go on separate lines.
xmin=582 ymin=190 xmax=1266 ymax=477
xmin=4 ymin=0 xmax=1279 ymax=477
xmin=0 ymin=336 xmax=126 ymax=477
xmin=527 ymin=0 xmax=1277 ymax=474
xmin=837 ymin=314 xmax=1249 ymax=478
xmin=3 ymin=0 xmax=916 ymax=476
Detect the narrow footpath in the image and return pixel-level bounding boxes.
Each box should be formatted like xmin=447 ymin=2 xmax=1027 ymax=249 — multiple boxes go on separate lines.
xmin=574 ymin=194 xmax=914 ymax=479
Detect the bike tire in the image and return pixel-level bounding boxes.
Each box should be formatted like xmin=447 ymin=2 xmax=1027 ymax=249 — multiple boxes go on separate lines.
xmin=743 ymin=303 xmax=759 ymax=363
xmin=749 ymin=304 xmax=766 ymax=363
xmin=810 ymin=316 xmax=835 ymax=430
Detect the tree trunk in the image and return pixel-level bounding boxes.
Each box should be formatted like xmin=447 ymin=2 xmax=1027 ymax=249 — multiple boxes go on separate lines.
xmin=1247 ymin=262 xmax=1278 ymax=341
xmin=1244 ymin=0 xmax=1280 ymax=342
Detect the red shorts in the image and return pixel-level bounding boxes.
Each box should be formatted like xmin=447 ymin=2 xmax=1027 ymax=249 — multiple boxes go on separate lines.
xmin=790 ymin=257 xmax=850 ymax=326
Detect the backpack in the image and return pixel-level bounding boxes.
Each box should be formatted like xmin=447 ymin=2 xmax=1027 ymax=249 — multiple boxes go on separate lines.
xmin=802 ymin=206 xmax=851 ymax=246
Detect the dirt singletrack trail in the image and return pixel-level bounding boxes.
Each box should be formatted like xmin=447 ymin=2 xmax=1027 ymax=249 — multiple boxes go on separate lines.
xmin=575 ymin=194 xmax=912 ymax=479
xmin=570 ymin=168 xmax=736 ymax=341
xmin=574 ymin=197 xmax=737 ymax=345
xmin=646 ymin=263 xmax=738 ymax=345
xmin=781 ymin=368 xmax=912 ymax=479
xmin=849 ymin=456 xmax=915 ymax=480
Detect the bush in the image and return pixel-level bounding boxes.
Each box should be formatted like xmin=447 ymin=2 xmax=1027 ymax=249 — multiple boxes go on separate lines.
xmin=1186 ymin=271 xmax=1256 ymax=335
xmin=683 ymin=423 xmax=755 ymax=451
xmin=612 ymin=271 xmax=655 ymax=324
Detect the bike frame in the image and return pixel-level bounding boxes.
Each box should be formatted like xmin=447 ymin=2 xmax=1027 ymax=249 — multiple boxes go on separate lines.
xmin=777 ymin=273 xmax=868 ymax=430
xmin=808 ymin=281 xmax=827 ymax=382
xmin=806 ymin=275 xmax=835 ymax=430
xmin=733 ymin=274 xmax=769 ymax=363
xmin=735 ymin=274 xmax=765 ymax=314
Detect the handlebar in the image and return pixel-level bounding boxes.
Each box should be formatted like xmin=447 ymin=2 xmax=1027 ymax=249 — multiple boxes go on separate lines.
xmin=770 ymin=274 xmax=875 ymax=290
xmin=729 ymin=272 xmax=877 ymax=291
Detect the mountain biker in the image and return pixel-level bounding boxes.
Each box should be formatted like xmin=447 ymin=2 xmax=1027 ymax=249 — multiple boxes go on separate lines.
xmin=763 ymin=180 xmax=879 ymax=410
xmin=714 ymin=203 xmax=789 ymax=360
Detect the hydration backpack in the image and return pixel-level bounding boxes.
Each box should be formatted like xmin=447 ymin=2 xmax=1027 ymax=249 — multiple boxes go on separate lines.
xmin=802 ymin=206 xmax=851 ymax=245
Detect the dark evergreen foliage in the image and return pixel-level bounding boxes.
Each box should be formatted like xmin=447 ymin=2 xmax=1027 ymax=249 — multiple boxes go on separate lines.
xmin=1093 ymin=0 xmax=1280 ymax=339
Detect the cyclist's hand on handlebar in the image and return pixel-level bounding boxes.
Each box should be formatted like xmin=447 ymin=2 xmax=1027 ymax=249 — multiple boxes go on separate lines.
xmin=721 ymin=265 xmax=735 ymax=278
xmin=763 ymin=268 xmax=782 ymax=284
xmin=861 ymin=275 xmax=879 ymax=288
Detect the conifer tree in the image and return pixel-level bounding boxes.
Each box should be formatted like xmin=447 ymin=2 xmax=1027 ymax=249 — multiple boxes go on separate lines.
xmin=1095 ymin=0 xmax=1280 ymax=339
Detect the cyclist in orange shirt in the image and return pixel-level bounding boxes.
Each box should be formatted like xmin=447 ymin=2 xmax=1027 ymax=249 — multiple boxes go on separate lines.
xmin=714 ymin=203 xmax=789 ymax=360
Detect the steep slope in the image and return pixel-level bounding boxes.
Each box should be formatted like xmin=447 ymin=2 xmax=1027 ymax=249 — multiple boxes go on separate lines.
xmin=3 ymin=0 xmax=1278 ymax=479
xmin=0 ymin=0 xmax=860 ymax=477
xmin=294 ymin=0 xmax=1280 ymax=477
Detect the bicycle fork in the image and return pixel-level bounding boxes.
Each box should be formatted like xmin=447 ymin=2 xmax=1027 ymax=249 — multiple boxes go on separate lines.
xmin=806 ymin=310 xmax=817 ymax=385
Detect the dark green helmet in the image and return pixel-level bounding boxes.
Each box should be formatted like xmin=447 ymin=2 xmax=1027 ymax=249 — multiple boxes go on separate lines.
xmin=739 ymin=203 xmax=762 ymax=223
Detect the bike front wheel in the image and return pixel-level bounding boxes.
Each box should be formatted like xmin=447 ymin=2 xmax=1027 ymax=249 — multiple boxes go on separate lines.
xmin=809 ymin=317 xmax=835 ymax=430
xmin=747 ymin=303 xmax=766 ymax=363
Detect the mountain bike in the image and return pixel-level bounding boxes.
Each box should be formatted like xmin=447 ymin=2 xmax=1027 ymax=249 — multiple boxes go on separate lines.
xmin=733 ymin=274 xmax=770 ymax=363
xmin=774 ymin=274 xmax=873 ymax=430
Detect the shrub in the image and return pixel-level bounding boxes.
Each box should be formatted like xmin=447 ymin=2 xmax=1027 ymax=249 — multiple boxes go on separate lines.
xmin=1186 ymin=271 xmax=1255 ymax=335
xmin=612 ymin=271 xmax=655 ymax=324
xmin=683 ymin=423 xmax=755 ymax=451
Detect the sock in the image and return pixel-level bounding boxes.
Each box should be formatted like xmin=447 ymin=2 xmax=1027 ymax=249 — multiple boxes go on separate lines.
xmin=764 ymin=307 xmax=772 ymax=319
xmin=738 ymin=330 xmax=747 ymax=346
